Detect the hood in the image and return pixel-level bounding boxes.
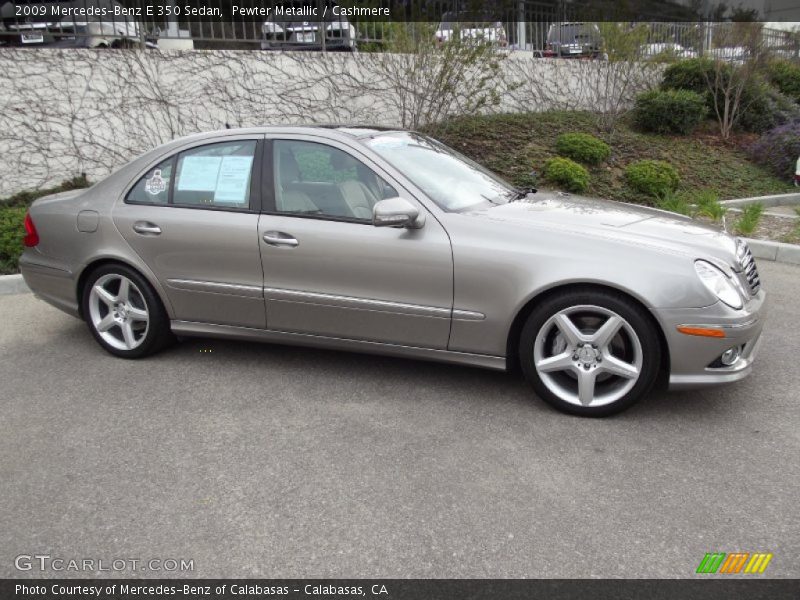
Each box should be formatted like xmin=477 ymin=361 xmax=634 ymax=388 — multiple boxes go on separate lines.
xmin=473 ymin=192 xmax=740 ymax=268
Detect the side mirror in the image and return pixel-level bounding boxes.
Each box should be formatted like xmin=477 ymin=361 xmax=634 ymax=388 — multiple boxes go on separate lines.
xmin=372 ymin=197 xmax=425 ymax=229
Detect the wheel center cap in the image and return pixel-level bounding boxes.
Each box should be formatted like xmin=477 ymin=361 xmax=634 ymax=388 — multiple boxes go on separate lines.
xmin=113 ymin=303 xmax=128 ymax=321
xmin=578 ymin=345 xmax=597 ymax=364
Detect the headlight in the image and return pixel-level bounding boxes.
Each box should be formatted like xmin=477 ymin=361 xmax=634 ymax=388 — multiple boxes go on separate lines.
xmin=694 ymin=260 xmax=743 ymax=309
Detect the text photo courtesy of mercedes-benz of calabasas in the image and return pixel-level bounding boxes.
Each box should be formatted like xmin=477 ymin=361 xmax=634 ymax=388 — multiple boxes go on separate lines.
xmin=19 ymin=126 xmax=766 ymax=416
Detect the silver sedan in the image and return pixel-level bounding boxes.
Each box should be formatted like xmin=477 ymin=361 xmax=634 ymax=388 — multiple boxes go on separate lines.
xmin=19 ymin=126 xmax=766 ymax=416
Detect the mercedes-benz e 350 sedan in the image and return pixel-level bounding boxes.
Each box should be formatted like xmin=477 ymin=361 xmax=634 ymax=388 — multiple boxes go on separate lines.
xmin=19 ymin=126 xmax=766 ymax=416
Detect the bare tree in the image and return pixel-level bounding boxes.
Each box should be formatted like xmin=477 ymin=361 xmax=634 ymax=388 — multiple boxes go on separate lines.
xmin=371 ymin=22 xmax=509 ymax=130
xmin=704 ymin=22 xmax=767 ymax=139
xmin=594 ymin=22 xmax=659 ymax=133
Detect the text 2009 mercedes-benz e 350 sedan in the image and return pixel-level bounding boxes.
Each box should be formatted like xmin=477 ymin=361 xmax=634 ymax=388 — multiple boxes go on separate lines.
xmin=19 ymin=126 xmax=766 ymax=416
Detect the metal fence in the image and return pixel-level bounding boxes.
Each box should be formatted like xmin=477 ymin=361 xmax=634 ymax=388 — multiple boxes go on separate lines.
xmin=516 ymin=20 xmax=800 ymax=60
xmin=1 ymin=0 xmax=798 ymax=59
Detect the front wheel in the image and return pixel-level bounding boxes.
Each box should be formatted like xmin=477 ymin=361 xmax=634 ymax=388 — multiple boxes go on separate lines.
xmin=519 ymin=289 xmax=661 ymax=417
xmin=82 ymin=264 xmax=174 ymax=358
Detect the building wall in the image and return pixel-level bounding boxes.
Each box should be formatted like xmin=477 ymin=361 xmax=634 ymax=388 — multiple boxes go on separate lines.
xmin=0 ymin=49 xmax=659 ymax=196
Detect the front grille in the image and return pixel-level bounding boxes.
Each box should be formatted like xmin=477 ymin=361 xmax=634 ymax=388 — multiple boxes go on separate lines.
xmin=737 ymin=241 xmax=761 ymax=295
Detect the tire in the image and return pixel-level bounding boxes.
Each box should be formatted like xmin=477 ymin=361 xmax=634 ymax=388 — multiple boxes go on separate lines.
xmin=81 ymin=263 xmax=174 ymax=359
xmin=519 ymin=288 xmax=661 ymax=417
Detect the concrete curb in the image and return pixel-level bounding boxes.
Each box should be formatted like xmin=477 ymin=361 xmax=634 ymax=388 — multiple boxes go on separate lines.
xmin=0 ymin=274 xmax=29 ymax=295
xmin=744 ymin=237 xmax=800 ymax=265
xmin=721 ymin=192 xmax=800 ymax=208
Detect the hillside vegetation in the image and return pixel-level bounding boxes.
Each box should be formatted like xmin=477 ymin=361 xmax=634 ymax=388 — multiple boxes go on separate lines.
xmin=424 ymin=111 xmax=793 ymax=203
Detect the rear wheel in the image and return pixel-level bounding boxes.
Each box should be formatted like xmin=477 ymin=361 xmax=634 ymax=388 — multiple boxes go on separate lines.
xmin=82 ymin=264 xmax=173 ymax=358
xmin=519 ymin=289 xmax=661 ymax=417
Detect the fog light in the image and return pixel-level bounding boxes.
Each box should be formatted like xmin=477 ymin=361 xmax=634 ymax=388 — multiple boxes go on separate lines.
xmin=720 ymin=346 xmax=742 ymax=366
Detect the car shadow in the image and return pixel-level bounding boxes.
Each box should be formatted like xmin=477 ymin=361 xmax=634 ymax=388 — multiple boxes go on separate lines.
xmin=156 ymin=334 xmax=724 ymax=420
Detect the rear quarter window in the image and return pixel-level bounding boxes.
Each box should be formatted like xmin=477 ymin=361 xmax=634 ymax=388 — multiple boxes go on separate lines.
xmin=125 ymin=158 xmax=172 ymax=205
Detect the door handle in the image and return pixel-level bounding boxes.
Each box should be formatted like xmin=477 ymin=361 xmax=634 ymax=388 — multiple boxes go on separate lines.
xmin=132 ymin=221 xmax=161 ymax=235
xmin=263 ymin=231 xmax=299 ymax=248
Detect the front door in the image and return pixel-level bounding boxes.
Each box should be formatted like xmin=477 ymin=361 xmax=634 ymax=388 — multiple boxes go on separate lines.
xmin=258 ymin=136 xmax=453 ymax=349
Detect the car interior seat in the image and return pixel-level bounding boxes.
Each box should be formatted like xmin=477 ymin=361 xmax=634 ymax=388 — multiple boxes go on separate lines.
xmin=330 ymin=152 xmax=380 ymax=220
xmin=276 ymin=150 xmax=318 ymax=213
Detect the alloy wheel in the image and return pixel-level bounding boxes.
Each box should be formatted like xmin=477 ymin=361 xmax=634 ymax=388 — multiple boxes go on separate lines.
xmin=88 ymin=273 xmax=150 ymax=351
xmin=533 ymin=304 xmax=643 ymax=408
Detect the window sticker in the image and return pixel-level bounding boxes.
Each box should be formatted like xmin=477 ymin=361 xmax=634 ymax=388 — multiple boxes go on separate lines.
xmin=177 ymin=156 xmax=222 ymax=191
xmin=144 ymin=169 xmax=167 ymax=195
xmin=214 ymin=156 xmax=253 ymax=204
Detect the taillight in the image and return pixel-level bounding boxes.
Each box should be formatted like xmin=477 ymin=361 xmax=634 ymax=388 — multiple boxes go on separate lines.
xmin=23 ymin=212 xmax=39 ymax=247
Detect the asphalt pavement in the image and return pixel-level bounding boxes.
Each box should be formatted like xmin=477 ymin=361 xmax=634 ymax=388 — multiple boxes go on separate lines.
xmin=1 ymin=260 xmax=798 ymax=578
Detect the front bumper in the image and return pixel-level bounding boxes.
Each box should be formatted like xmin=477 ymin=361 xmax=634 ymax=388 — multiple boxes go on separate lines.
xmin=653 ymin=290 xmax=767 ymax=391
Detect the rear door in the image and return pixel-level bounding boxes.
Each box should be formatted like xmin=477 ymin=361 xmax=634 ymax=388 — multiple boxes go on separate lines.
xmin=113 ymin=135 xmax=267 ymax=328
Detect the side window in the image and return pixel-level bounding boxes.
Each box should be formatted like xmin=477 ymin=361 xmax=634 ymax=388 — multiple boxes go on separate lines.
xmin=173 ymin=141 xmax=256 ymax=209
xmin=273 ymin=140 xmax=398 ymax=221
xmin=126 ymin=158 xmax=172 ymax=205
xmin=126 ymin=140 xmax=257 ymax=209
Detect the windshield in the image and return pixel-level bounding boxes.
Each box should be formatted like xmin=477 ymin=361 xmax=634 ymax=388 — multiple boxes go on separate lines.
xmin=365 ymin=132 xmax=515 ymax=211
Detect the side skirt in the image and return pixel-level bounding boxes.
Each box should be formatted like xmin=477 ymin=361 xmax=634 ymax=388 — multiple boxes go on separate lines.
xmin=171 ymin=320 xmax=507 ymax=371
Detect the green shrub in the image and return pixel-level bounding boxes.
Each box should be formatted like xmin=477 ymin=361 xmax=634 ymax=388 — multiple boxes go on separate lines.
xmin=661 ymin=58 xmax=719 ymax=96
xmin=734 ymin=203 xmax=764 ymax=236
xmin=767 ymin=60 xmax=800 ymax=104
xmin=0 ymin=206 xmax=26 ymax=275
xmin=543 ymin=157 xmax=589 ymax=193
xmin=554 ymin=132 xmax=610 ymax=165
xmin=661 ymin=57 xmax=799 ymax=133
xmin=738 ymin=83 xmax=800 ymax=133
xmin=625 ymin=160 xmax=680 ymax=197
xmin=634 ymin=89 xmax=708 ymax=134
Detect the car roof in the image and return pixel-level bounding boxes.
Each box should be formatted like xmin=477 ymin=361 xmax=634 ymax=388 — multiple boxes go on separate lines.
xmin=172 ymin=125 xmax=407 ymax=143
xmin=315 ymin=124 xmax=405 ymax=138
xmin=135 ymin=126 xmax=413 ymax=167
